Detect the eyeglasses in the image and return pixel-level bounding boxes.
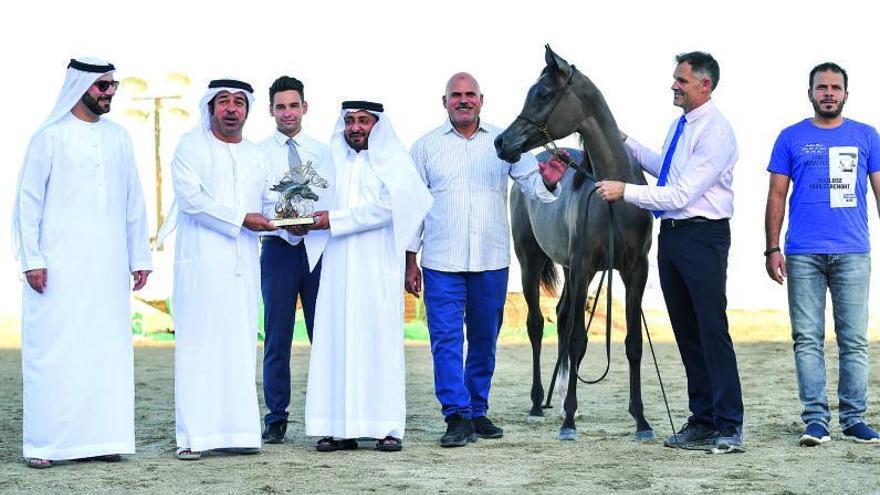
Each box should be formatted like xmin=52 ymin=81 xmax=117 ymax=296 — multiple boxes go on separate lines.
xmin=93 ymin=80 xmax=119 ymax=92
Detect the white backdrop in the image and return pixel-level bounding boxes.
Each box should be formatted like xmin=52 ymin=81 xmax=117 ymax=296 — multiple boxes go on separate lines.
xmin=2 ymin=0 xmax=880 ymax=316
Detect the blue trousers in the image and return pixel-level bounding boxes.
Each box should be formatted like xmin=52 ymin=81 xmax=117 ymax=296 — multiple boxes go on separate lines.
xmin=423 ymin=267 xmax=508 ymax=420
xmin=657 ymin=219 xmax=743 ymax=434
xmin=787 ymin=253 xmax=870 ymax=430
xmin=260 ymin=237 xmax=321 ymax=426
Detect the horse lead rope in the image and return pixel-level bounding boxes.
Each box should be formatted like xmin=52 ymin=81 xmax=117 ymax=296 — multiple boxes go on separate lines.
xmin=533 ymin=161 xmax=679 ymax=447
xmin=512 ymin=65 xmax=679 ymax=441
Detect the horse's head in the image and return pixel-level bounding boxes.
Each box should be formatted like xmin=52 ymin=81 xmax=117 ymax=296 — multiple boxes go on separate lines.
xmin=495 ymin=45 xmax=584 ymax=163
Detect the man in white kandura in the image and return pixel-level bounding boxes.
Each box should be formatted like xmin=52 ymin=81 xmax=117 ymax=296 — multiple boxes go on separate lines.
xmin=304 ymin=100 xmax=432 ymax=452
xmin=159 ymin=79 xmax=277 ymax=460
xmin=13 ymin=57 xmax=153 ymax=469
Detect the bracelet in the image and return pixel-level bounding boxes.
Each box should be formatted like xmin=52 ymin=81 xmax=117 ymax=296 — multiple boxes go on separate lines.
xmin=763 ymin=246 xmax=781 ymax=257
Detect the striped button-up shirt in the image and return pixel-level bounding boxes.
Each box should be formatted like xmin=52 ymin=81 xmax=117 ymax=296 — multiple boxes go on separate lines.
xmin=408 ymin=119 xmax=558 ymax=272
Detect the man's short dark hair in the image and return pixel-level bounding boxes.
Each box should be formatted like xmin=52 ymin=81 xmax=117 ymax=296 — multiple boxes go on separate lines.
xmin=676 ymin=51 xmax=720 ymax=91
xmin=269 ymin=76 xmax=305 ymax=104
xmin=810 ymin=62 xmax=848 ymax=91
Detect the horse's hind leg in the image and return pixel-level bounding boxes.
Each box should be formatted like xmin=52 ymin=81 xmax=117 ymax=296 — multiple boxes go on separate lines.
xmin=623 ymin=258 xmax=655 ymax=442
xmin=522 ymin=256 xmax=549 ymax=422
xmin=553 ymin=280 xmax=571 ymax=417
xmin=512 ymin=209 xmax=553 ymax=423
xmin=559 ymin=266 xmax=592 ymax=441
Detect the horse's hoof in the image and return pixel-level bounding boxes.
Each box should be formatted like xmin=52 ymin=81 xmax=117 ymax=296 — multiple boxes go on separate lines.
xmin=526 ymin=415 xmax=545 ymax=424
xmin=557 ymin=428 xmax=578 ymax=441
xmin=634 ymin=429 xmax=656 ymax=443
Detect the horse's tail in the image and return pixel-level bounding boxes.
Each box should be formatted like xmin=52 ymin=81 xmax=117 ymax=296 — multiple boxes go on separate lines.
xmin=539 ymin=257 xmax=559 ymax=296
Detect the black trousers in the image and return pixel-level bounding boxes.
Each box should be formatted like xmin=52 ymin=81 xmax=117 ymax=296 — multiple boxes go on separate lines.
xmin=658 ymin=219 xmax=743 ymax=433
xmin=260 ymin=237 xmax=321 ymax=426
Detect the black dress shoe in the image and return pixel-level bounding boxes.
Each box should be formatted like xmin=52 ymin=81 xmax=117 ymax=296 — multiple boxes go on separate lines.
xmin=262 ymin=421 xmax=287 ymax=444
xmin=472 ymin=416 xmax=504 ymax=439
xmin=440 ymin=413 xmax=476 ymax=447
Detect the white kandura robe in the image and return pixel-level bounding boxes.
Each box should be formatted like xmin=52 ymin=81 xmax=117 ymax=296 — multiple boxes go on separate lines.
xmin=15 ymin=114 xmax=152 ymax=460
xmin=305 ymin=150 xmax=407 ymax=440
xmin=170 ymin=130 xmax=267 ymax=451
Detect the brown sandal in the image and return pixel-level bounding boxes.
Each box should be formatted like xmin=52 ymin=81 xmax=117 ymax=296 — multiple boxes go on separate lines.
xmin=315 ymin=437 xmax=358 ymax=452
xmin=26 ymin=458 xmax=53 ymax=469
xmin=376 ymin=436 xmax=402 ymax=452
xmin=175 ymin=448 xmax=201 ymax=460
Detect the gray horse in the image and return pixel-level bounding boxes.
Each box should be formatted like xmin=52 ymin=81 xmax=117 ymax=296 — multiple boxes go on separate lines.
xmin=495 ymin=46 xmax=655 ymax=442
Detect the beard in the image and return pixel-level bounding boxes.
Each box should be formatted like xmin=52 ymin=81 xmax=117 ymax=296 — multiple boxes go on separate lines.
xmin=82 ymin=92 xmax=111 ymax=115
xmin=811 ymin=97 xmax=846 ymax=119
xmin=344 ymin=132 xmax=368 ymax=151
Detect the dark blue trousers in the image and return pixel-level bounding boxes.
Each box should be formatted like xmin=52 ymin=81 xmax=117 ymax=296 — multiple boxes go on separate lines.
xmin=260 ymin=237 xmax=321 ymax=426
xmin=423 ymin=267 xmax=508 ymax=420
xmin=657 ymin=219 xmax=743 ymax=433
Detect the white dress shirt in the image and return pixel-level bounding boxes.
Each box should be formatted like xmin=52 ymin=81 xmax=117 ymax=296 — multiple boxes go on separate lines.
xmin=409 ymin=119 xmax=558 ymax=272
xmin=259 ymin=130 xmax=330 ymax=245
xmin=623 ymin=99 xmax=738 ymax=220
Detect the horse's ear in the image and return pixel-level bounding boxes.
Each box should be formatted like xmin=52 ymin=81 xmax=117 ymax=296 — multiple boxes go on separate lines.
xmin=544 ymin=44 xmax=572 ymax=78
xmin=545 ymin=44 xmax=557 ymax=69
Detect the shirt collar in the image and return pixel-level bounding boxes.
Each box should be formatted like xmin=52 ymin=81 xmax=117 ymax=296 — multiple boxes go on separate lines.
xmin=346 ymin=147 xmax=369 ymax=159
xmin=273 ymin=129 xmax=299 ymax=147
xmin=441 ymin=118 xmax=489 ymax=138
xmin=683 ymin=99 xmax=715 ymax=123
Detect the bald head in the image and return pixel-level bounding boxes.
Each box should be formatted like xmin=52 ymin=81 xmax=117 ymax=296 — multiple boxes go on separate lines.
xmin=443 ymin=72 xmax=483 ymax=137
xmin=445 ymin=72 xmax=481 ymax=96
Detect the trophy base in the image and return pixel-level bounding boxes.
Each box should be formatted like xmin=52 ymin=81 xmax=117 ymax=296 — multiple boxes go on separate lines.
xmin=271 ymin=217 xmax=315 ymax=227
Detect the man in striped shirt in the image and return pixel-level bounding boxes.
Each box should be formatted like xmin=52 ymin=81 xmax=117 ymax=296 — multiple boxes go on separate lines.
xmin=405 ymin=72 xmax=566 ymax=448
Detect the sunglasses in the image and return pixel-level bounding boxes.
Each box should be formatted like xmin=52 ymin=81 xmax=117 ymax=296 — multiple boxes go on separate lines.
xmin=93 ymin=80 xmax=119 ymax=92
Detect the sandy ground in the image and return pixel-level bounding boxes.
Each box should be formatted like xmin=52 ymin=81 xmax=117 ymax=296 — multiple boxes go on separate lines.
xmin=1 ymin=316 xmax=880 ymax=494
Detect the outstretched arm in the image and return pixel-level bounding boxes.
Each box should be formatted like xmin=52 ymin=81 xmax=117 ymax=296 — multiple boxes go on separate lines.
xmin=511 ymin=152 xmax=560 ymax=203
xmin=623 ymin=135 xmax=663 ymax=177
xmin=171 ymin=138 xmax=275 ymax=236
xmin=621 ymin=127 xmax=735 ymax=211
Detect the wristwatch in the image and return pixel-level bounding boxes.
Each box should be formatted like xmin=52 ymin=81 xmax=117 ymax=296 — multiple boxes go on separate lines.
xmin=763 ymin=246 xmax=781 ymax=257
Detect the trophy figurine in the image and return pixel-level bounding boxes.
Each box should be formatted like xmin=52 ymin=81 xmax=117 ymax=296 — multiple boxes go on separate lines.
xmin=269 ymin=160 xmax=328 ymax=226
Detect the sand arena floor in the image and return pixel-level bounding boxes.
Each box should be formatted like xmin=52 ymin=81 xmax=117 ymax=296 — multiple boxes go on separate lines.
xmin=1 ymin=316 xmax=879 ymax=494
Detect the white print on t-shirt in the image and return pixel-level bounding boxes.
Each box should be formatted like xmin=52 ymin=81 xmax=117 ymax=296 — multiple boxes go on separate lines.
xmin=828 ymin=146 xmax=857 ymax=208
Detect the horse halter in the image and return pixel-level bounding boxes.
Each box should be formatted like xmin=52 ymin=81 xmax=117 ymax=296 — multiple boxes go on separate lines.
xmin=514 ymin=66 xmax=585 ymax=174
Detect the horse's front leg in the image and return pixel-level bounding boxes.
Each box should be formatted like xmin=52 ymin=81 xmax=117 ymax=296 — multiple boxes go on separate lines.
xmin=624 ymin=258 xmax=655 ymax=442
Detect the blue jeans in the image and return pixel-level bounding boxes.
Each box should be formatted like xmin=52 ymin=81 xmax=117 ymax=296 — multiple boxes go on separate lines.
xmin=786 ymin=253 xmax=870 ymax=431
xmin=423 ymin=268 xmax=508 ymax=420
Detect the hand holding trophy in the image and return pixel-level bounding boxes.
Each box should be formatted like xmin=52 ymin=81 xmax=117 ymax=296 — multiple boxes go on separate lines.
xmin=269 ymin=160 xmax=328 ymax=227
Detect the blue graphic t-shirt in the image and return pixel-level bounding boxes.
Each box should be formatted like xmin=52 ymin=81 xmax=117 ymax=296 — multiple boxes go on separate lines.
xmin=767 ymin=118 xmax=880 ymax=254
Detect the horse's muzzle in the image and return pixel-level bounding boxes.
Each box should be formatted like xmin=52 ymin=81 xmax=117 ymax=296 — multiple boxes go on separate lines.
xmin=494 ymin=134 xmax=522 ymax=163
